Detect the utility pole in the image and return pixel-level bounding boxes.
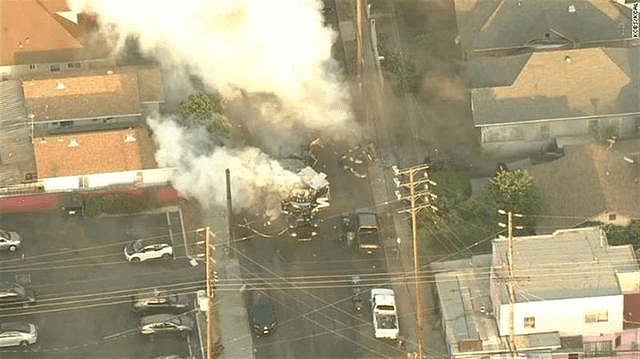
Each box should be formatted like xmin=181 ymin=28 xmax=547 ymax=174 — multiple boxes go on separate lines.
xmin=498 ymin=210 xmax=522 ymax=359
xmin=393 ymin=164 xmax=438 ymax=359
xmin=225 ymin=168 xmax=234 ymax=256
xmin=205 ymin=226 xmax=215 ymax=359
xmin=355 ymin=0 xmax=364 ymax=78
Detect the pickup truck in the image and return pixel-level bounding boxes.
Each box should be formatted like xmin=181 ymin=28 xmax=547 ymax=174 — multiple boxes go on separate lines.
xmin=371 ymin=288 xmax=399 ymax=340
xmin=355 ymin=209 xmax=381 ymax=254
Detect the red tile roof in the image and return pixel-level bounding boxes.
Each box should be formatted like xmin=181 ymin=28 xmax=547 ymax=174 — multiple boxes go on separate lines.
xmin=33 ymin=129 xmax=146 ymax=178
xmin=0 ymin=0 xmax=82 ymax=66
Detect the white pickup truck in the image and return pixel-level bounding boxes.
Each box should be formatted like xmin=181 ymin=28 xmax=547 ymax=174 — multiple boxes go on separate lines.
xmin=371 ymin=288 xmax=399 ymax=340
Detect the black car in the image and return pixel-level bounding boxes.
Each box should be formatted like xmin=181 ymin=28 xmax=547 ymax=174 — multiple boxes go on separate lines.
xmin=131 ymin=289 xmax=190 ymax=315
xmin=250 ymin=292 xmax=276 ymax=337
xmin=0 ymin=283 xmax=36 ymax=308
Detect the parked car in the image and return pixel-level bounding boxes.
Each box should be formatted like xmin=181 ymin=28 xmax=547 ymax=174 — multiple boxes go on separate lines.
xmin=250 ymin=292 xmax=277 ymax=337
xmin=139 ymin=314 xmax=193 ymax=336
xmin=0 ymin=283 xmax=36 ymax=307
xmin=0 ymin=230 xmax=22 ymax=252
xmin=131 ymin=289 xmax=190 ymax=315
xmin=124 ymin=237 xmax=174 ymax=262
xmin=0 ymin=322 xmax=37 ymax=348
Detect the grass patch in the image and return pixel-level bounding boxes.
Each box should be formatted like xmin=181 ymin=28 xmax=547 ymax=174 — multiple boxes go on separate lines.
xmin=85 ymin=190 xmax=160 ymax=217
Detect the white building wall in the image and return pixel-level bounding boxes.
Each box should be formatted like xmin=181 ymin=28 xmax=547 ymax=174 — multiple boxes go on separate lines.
xmin=41 ymin=168 xmax=176 ymax=192
xmin=498 ymin=295 xmax=623 ymax=337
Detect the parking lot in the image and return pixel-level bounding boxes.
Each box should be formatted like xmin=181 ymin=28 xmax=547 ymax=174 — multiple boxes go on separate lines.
xmin=0 ymin=208 xmax=204 ymax=359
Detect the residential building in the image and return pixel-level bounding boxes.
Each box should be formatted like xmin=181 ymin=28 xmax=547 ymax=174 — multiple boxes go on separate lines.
xmin=0 ymin=0 xmax=113 ymax=78
xmin=433 ymin=227 xmax=640 ymax=358
xmin=469 ymin=46 xmax=640 ymax=157
xmin=22 ymin=66 xmax=165 ymax=136
xmin=32 ymin=128 xmax=173 ymax=192
xmin=529 ymin=144 xmax=640 ymax=231
xmin=454 ymin=0 xmax=635 ymax=59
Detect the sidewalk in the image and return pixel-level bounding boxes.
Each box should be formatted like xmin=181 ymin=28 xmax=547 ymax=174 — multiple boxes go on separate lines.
xmin=368 ymin=160 xmax=447 ymax=358
xmin=194 ymin=207 xmax=254 ymax=359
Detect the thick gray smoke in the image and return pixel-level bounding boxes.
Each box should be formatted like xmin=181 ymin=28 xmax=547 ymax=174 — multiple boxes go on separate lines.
xmin=149 ymin=117 xmax=302 ymax=213
xmin=69 ymin=0 xmax=356 ymax=210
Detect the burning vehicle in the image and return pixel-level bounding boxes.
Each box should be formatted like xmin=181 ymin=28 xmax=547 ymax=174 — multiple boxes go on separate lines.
xmin=280 ymin=167 xmax=330 ymax=219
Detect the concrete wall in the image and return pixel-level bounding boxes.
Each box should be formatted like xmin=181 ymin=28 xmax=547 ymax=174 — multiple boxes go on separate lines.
xmin=498 ymin=295 xmax=623 ymax=337
xmin=41 ymin=167 xmax=176 ymax=192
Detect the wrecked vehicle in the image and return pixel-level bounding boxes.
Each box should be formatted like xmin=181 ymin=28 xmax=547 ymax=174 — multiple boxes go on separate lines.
xmin=339 ymin=144 xmax=374 ymax=179
xmin=281 ymin=167 xmax=330 ymax=218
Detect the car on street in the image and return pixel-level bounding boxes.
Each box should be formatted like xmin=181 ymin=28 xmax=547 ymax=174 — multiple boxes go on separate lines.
xmin=131 ymin=289 xmax=190 ymax=315
xmin=288 ymin=215 xmax=319 ymax=242
xmin=0 ymin=322 xmax=37 ymax=348
xmin=250 ymin=291 xmax=277 ymax=337
xmin=124 ymin=237 xmax=174 ymax=262
xmin=139 ymin=313 xmax=194 ymax=336
xmin=0 ymin=283 xmax=36 ymax=307
xmin=355 ymin=209 xmax=382 ymax=254
xmin=0 ymin=230 xmax=22 ymax=252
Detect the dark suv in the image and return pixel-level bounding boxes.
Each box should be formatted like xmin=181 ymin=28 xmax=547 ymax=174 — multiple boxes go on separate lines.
xmin=250 ymin=292 xmax=276 ymax=337
xmin=0 ymin=283 xmax=36 ymax=307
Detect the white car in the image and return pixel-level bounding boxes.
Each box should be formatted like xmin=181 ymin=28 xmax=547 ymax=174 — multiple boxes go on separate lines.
xmin=0 ymin=230 xmax=22 ymax=252
xmin=0 ymin=322 xmax=37 ymax=348
xmin=124 ymin=238 xmax=174 ymax=262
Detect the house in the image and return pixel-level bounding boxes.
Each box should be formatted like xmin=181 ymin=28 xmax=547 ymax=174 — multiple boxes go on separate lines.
xmin=32 ymin=128 xmax=174 ymax=192
xmin=454 ymin=0 xmax=635 ymax=59
xmin=470 ymin=46 xmax=640 ymax=157
xmin=0 ymin=0 xmax=112 ymax=78
xmin=22 ymin=66 xmax=165 ymax=136
xmin=433 ymin=227 xmax=640 ymax=358
xmin=454 ymin=0 xmax=640 ymax=157
xmin=529 ymin=143 xmax=640 ymax=231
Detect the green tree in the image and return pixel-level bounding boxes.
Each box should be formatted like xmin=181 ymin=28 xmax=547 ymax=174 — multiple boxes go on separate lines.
xmin=178 ymin=93 xmax=230 ymax=135
xmin=479 ymin=169 xmax=543 ymax=235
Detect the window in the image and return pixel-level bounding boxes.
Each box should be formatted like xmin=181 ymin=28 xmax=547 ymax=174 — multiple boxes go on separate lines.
xmin=585 ymin=309 xmax=608 ymax=323
xmin=584 ymin=340 xmax=612 ymax=357
xmin=615 ymin=335 xmax=621 ymax=348
xmin=28 ymin=64 xmax=37 ymax=71
xmin=568 ymin=354 xmax=579 ymax=359
xmin=632 ymin=342 xmax=638 ymax=351
xmin=524 ymin=316 xmax=535 ymax=328
xmin=49 ymin=64 xmax=61 ymax=72
xmin=589 ymin=119 xmax=599 ymax=134
xmin=609 ymin=214 xmax=617 ymax=221
xmin=67 ymin=62 xmax=81 ymax=69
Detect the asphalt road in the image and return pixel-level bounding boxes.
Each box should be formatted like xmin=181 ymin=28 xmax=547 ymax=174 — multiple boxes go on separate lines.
xmin=0 ymin=210 xmax=203 ymax=359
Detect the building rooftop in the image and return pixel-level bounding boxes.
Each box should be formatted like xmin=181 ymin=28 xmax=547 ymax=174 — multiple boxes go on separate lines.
xmin=471 ymin=47 xmax=640 ymax=126
xmin=455 ymin=0 xmax=633 ymax=55
xmin=33 ymin=128 xmax=157 ymax=178
xmin=0 ymin=80 xmax=37 ymax=187
xmin=529 ymin=144 xmax=640 ymax=230
xmin=0 ymin=0 xmax=87 ymax=66
xmin=434 ymin=254 xmax=561 ymax=356
xmin=491 ymin=227 xmax=639 ymax=304
xmin=22 ymin=66 xmax=164 ymax=123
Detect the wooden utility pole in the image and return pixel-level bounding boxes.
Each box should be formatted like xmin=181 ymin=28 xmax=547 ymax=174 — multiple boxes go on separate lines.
xmin=355 ymin=0 xmax=364 ymax=77
xmin=205 ymin=227 xmax=215 ymax=359
xmin=507 ymin=211 xmax=516 ymax=359
xmin=499 ymin=210 xmax=522 ymax=359
xmin=394 ymin=164 xmax=437 ymax=359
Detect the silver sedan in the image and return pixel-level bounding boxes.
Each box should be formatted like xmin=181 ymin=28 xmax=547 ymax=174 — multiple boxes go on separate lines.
xmin=0 ymin=230 xmax=22 ymax=252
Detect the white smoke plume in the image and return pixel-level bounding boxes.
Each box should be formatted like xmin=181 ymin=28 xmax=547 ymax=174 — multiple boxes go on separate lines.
xmin=69 ymin=0 xmax=355 ymax=211
xmin=68 ymin=0 xmax=353 ymax=131
xmin=149 ymin=117 xmax=303 ymax=212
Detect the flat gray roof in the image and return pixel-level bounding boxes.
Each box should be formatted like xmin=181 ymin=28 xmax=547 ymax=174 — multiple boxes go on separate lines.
xmin=492 ymin=227 xmax=638 ymax=304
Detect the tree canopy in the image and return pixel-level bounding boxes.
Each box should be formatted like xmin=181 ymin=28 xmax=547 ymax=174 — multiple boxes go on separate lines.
xmin=178 ymin=93 xmax=230 ymax=135
xmin=479 ymin=169 xmax=543 ymax=235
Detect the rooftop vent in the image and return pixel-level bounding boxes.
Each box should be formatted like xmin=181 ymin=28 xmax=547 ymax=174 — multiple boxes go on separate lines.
xmin=565 ymin=56 xmax=571 ymax=63
xmin=568 ymin=4 xmax=576 ymax=12
xmin=55 ymin=81 xmax=65 ymax=90
xmin=68 ymin=138 xmax=79 ymax=147
xmin=124 ymin=133 xmax=136 ymax=143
